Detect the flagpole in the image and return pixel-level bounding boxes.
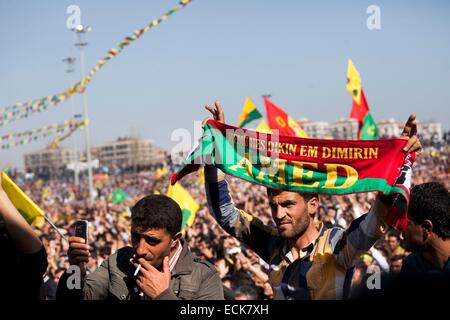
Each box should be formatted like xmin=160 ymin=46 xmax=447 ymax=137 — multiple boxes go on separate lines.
xmin=44 ymin=214 xmax=68 ymax=243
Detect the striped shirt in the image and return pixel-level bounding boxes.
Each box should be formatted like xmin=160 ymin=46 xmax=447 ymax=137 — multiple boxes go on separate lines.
xmin=169 ymin=240 xmax=183 ymax=272
xmin=205 ymin=178 xmax=388 ymax=300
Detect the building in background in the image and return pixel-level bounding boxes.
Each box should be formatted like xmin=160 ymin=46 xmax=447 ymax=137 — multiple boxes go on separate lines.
xmin=377 ymin=118 xmax=404 ymax=138
xmin=297 ymin=117 xmax=444 ymax=143
xmin=90 ymin=136 xmax=166 ymax=169
xmin=24 ymin=147 xmax=77 ymax=177
xmin=328 ymin=118 xmax=360 ymax=140
xmin=377 ymin=119 xmax=442 ymax=145
xmin=297 ymin=119 xmax=330 ymax=139
xmin=296 ymin=118 xmax=359 ymax=139
xmin=418 ymin=121 xmax=442 ymax=145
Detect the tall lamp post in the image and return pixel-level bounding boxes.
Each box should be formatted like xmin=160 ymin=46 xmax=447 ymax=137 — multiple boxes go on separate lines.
xmin=73 ymin=24 xmax=95 ymax=203
xmin=62 ymin=57 xmax=80 ymax=185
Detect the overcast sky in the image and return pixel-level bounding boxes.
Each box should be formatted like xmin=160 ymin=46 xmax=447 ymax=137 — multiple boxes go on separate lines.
xmin=1 ymin=0 xmax=449 ymax=169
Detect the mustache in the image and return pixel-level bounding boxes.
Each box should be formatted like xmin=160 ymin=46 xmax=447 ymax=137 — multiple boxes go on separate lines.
xmin=133 ymin=253 xmax=153 ymax=261
xmin=275 ymin=218 xmax=292 ymax=225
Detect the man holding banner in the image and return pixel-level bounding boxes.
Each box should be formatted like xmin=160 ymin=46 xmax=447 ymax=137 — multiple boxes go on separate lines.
xmin=176 ymin=102 xmax=421 ymax=300
xmin=0 ymin=171 xmax=48 ymax=299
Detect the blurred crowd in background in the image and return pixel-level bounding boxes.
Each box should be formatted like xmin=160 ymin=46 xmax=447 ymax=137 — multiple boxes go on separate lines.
xmin=4 ymin=145 xmax=449 ymax=300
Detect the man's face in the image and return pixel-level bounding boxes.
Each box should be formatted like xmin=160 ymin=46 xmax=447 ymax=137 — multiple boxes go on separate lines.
xmin=214 ymin=259 xmax=229 ymax=279
xmin=390 ymin=259 xmax=403 ymax=273
xmin=388 ymin=236 xmax=400 ymax=252
xmin=268 ymin=191 xmax=317 ymax=239
xmin=131 ymin=227 xmax=174 ymax=269
xmin=403 ymin=216 xmax=424 ymax=252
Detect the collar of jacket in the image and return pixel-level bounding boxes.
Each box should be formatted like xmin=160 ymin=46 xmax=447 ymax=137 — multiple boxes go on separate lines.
xmin=170 ymin=238 xmax=195 ymax=277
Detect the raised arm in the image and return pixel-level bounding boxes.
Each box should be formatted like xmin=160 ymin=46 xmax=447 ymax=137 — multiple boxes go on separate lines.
xmin=335 ymin=114 xmax=422 ymax=269
xmin=0 ymin=172 xmax=43 ymax=254
xmin=203 ymin=102 xmax=279 ymax=262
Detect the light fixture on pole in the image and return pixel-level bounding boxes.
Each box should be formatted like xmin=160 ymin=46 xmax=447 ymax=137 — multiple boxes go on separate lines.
xmin=73 ymin=24 xmax=95 ymax=203
xmin=62 ymin=57 xmax=80 ymax=185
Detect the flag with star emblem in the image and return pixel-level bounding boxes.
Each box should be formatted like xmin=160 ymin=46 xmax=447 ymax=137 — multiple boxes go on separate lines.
xmin=347 ymin=60 xmax=378 ymax=140
xmin=361 ymin=112 xmax=379 ymax=140
xmin=347 ymin=59 xmax=362 ymax=105
xmin=237 ymin=97 xmax=263 ymax=128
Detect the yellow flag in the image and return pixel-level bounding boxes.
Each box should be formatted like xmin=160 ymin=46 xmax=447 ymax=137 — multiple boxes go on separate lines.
xmin=255 ymin=119 xmax=272 ymax=134
xmin=155 ymin=166 xmax=169 ymax=180
xmin=42 ymin=187 xmax=52 ymax=200
xmin=287 ymin=116 xmax=308 ymax=138
xmin=167 ymin=182 xmax=199 ymax=230
xmin=347 ymin=59 xmax=362 ymax=105
xmin=237 ymin=97 xmax=263 ymax=127
xmin=1 ymin=172 xmax=45 ymax=225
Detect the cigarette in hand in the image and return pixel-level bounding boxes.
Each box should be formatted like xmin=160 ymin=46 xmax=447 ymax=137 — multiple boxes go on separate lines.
xmin=134 ymin=263 xmax=142 ymax=277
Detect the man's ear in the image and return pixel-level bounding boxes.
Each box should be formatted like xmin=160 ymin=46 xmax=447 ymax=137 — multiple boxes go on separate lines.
xmin=307 ymin=197 xmax=319 ymax=216
xmin=422 ymin=219 xmax=433 ymax=239
xmin=171 ymin=232 xmax=182 ymax=248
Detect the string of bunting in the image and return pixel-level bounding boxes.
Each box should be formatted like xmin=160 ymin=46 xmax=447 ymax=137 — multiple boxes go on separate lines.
xmin=0 ymin=0 xmax=193 ymax=127
xmin=0 ymin=119 xmax=86 ymax=150
xmin=47 ymin=119 xmax=87 ymax=149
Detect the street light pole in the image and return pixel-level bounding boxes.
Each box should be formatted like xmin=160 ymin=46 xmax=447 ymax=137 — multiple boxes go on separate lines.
xmin=62 ymin=57 xmax=80 ymax=185
xmin=74 ymin=24 xmax=95 ymax=203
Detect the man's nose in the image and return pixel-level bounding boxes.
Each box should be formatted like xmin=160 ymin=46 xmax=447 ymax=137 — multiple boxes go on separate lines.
xmin=273 ymin=205 xmax=286 ymax=220
xmin=135 ymin=238 xmax=147 ymax=256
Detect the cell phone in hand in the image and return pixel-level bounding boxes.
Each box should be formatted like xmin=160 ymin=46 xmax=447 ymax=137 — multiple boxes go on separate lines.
xmin=75 ymin=220 xmax=89 ymax=243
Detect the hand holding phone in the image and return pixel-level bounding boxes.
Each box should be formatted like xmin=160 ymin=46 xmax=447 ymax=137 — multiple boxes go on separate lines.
xmin=68 ymin=220 xmax=90 ymax=274
xmin=75 ymin=220 xmax=89 ymax=241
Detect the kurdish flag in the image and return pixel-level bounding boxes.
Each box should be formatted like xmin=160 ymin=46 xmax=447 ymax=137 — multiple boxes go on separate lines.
xmin=347 ymin=60 xmax=379 ymax=140
xmin=237 ymin=97 xmax=263 ymax=128
xmin=264 ymin=97 xmax=308 ymax=138
xmin=1 ymin=172 xmax=45 ymax=224
xmin=361 ymin=113 xmax=379 ymax=140
xmin=167 ymin=182 xmax=199 ymax=231
xmin=347 ymin=59 xmax=362 ymax=106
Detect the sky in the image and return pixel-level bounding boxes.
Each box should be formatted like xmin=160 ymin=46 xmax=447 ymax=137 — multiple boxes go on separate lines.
xmin=1 ymin=0 xmax=449 ymax=169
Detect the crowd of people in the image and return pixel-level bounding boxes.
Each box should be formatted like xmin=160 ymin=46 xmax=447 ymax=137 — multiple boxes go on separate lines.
xmin=1 ymin=140 xmax=449 ymax=300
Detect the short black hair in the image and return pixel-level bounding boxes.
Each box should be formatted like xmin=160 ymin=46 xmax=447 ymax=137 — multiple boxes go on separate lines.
xmin=235 ymin=284 xmax=262 ymax=300
xmin=131 ymin=194 xmax=182 ymax=237
xmin=409 ymin=182 xmax=450 ymax=239
xmin=388 ymin=232 xmax=401 ymax=241
xmin=390 ymin=255 xmax=404 ymax=263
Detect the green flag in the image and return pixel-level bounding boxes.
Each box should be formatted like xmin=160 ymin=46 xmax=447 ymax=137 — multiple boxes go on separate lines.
xmin=361 ymin=113 xmax=379 ymax=140
xmin=237 ymin=97 xmax=263 ymax=128
xmin=111 ymin=188 xmax=127 ymax=204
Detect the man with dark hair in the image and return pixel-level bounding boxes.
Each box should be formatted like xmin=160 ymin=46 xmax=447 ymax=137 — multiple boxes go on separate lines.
xmin=357 ymin=182 xmax=450 ymax=299
xmin=234 ymin=284 xmax=262 ymax=300
xmin=57 ymin=194 xmax=223 ymax=300
xmin=390 ymin=255 xmax=404 ymax=273
xmin=387 ymin=232 xmax=405 ymax=256
xmin=402 ymin=182 xmax=450 ymax=273
xmin=202 ymin=102 xmax=422 ymax=300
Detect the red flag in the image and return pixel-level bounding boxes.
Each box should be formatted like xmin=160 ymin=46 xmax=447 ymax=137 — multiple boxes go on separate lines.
xmin=264 ymin=97 xmax=296 ymax=137
xmin=350 ymin=89 xmax=369 ymax=126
